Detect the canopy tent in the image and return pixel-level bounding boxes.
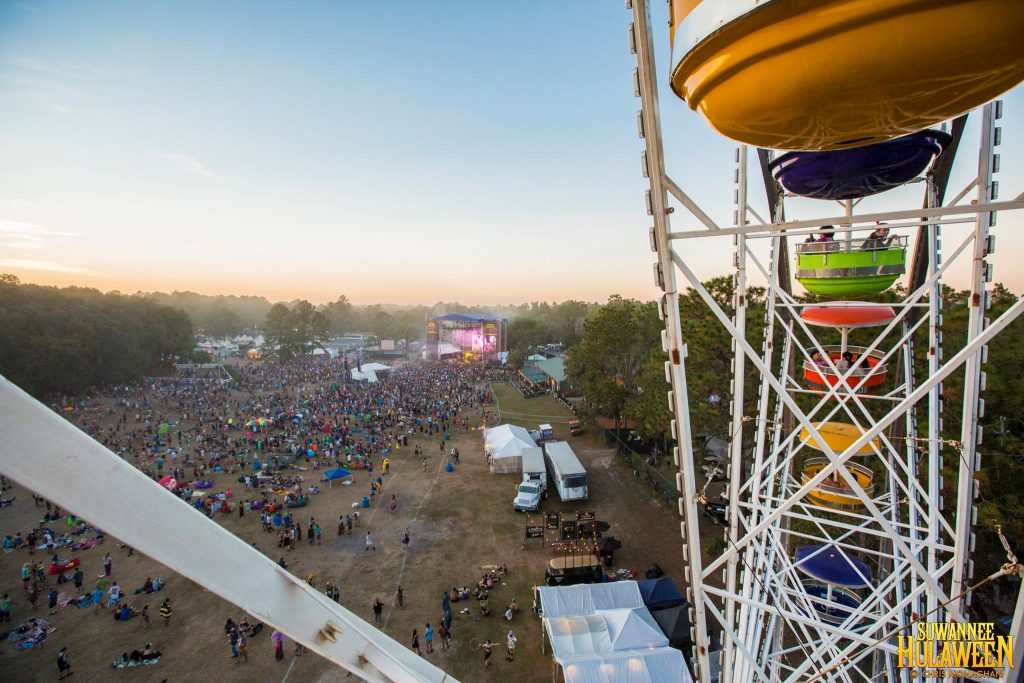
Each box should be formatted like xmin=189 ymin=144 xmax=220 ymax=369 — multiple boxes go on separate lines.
xmin=536 ymin=581 xmax=644 ymax=619
xmin=323 ymin=468 xmax=352 ymax=487
xmin=651 ymin=604 xmax=691 ymax=649
xmin=350 ymin=363 xmax=391 ymax=384
xmin=555 ymin=648 xmax=692 ymax=683
xmin=484 ymin=423 xmax=537 ymax=473
xmin=637 ymin=577 xmax=686 ymax=611
xmin=601 ymin=608 xmax=668 ymax=651
xmin=544 ymin=614 xmax=612 ymax=656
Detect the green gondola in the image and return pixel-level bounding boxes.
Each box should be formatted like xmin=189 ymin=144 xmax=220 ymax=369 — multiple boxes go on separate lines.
xmin=795 ymin=237 xmax=906 ymax=296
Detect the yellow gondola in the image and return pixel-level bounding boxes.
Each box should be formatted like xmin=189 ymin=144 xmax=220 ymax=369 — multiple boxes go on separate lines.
xmin=669 ymin=0 xmax=1024 ymax=150
xmin=799 ymin=421 xmax=880 ymax=456
xmin=802 ymin=457 xmax=875 ymax=510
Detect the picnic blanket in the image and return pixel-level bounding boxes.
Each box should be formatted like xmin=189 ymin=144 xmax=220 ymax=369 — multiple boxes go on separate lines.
xmin=7 ymin=618 xmax=53 ymax=651
xmin=111 ymin=655 xmax=162 ymax=669
xmin=72 ymin=539 xmax=102 ymax=552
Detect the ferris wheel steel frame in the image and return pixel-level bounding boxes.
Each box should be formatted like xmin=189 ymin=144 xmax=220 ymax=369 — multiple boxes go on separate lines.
xmin=626 ymin=1 xmax=1024 ymax=682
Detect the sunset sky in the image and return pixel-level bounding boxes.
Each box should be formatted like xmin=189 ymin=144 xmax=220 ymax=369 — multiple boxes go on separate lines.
xmin=1 ymin=1 xmax=1022 ymax=305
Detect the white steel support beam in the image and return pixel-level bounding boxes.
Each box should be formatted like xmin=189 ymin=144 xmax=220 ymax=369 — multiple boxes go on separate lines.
xmin=0 ymin=376 xmax=452 ymax=683
xmin=701 ymin=290 xmax=1024 ymax=586
xmin=627 ymin=0 xmax=712 ymax=680
xmin=668 ymin=197 xmax=1024 ymax=240
xmin=722 ymin=145 xmax=749 ymax=683
xmin=952 ymin=102 xmax=997 ymax=611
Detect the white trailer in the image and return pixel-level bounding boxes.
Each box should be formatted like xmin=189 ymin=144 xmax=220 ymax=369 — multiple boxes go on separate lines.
xmin=521 ymin=447 xmax=547 ymax=489
xmin=544 ymin=441 xmax=588 ymax=501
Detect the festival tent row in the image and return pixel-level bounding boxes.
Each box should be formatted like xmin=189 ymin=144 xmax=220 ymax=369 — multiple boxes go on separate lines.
xmin=536 ymin=581 xmax=692 ymax=683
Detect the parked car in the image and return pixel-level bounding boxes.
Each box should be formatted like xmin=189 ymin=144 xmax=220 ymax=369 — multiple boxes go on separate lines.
xmin=569 ymin=419 xmax=583 ymax=436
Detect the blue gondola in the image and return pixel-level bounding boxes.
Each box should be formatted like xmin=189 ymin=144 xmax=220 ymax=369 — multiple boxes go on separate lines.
xmin=771 ymin=130 xmax=951 ymax=200
xmin=794 ymin=545 xmax=871 ymax=588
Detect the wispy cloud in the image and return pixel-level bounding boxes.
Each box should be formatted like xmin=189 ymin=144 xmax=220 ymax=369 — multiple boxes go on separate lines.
xmin=0 ymin=198 xmax=33 ymax=209
xmin=4 ymin=55 xmax=113 ymax=79
xmin=162 ymin=153 xmax=222 ymax=180
xmin=0 ymin=259 xmax=95 ymax=275
xmin=0 ymin=219 xmax=76 ymax=250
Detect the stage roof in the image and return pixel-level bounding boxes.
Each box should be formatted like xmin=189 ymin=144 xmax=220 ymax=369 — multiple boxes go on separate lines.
xmin=431 ymin=313 xmax=506 ymax=322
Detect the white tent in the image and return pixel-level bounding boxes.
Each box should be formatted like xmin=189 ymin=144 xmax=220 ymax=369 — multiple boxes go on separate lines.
xmin=556 ymin=649 xmax=692 ymax=683
xmin=536 ymin=581 xmax=645 ymax=618
xmin=540 ymin=582 xmax=691 ymax=682
xmin=484 ymin=424 xmax=538 ymax=474
xmin=350 ymin=363 xmax=391 ymax=384
xmin=485 ymin=424 xmax=535 ymax=456
xmin=544 ymin=614 xmax=612 ymax=656
xmin=545 ymin=608 xmax=667 ymax=658
xmin=601 ymin=608 xmax=669 ymax=651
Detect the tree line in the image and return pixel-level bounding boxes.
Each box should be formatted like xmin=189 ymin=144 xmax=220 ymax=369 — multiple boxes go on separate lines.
xmin=0 ymin=275 xmax=194 ymax=398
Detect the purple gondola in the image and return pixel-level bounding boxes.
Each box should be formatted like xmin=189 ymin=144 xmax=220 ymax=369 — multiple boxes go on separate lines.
xmin=770 ymin=130 xmax=951 ymax=200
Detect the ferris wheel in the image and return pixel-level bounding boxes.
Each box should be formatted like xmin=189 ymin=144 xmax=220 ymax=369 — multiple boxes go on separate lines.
xmin=626 ymin=1 xmax=1024 ymax=681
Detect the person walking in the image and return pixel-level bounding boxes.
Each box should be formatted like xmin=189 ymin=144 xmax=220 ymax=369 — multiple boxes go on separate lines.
xmin=102 ymin=552 xmax=112 ymax=577
xmin=365 ymin=532 xmax=375 ymax=551
xmin=237 ymin=629 xmax=248 ymax=663
xmin=372 ymin=598 xmax=383 ymax=624
xmin=57 ymin=646 xmax=73 ymax=680
xmin=424 ymin=623 xmax=434 ymax=653
xmin=483 ymin=639 xmax=494 ymax=667
xmin=91 ymin=585 xmax=104 ymax=615
xmin=271 ymin=629 xmax=285 ymax=661
xmin=159 ymin=598 xmax=172 ymax=626
xmin=395 ymin=585 xmax=404 ymax=609
xmin=438 ymin=623 xmax=450 ymax=651
xmin=72 ymin=568 xmax=83 ymax=591
xmin=228 ymin=626 xmax=239 ymax=660
xmin=141 ymin=604 xmax=150 ymax=630
xmin=411 ymin=629 xmax=421 ymax=655
xmin=506 ymin=629 xmax=517 ymax=661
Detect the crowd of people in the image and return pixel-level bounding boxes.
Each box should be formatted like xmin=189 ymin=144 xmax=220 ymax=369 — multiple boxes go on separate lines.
xmin=2 ymin=354 xmax=512 ymax=677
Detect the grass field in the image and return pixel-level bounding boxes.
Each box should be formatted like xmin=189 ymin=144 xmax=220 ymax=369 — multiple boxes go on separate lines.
xmin=489 ymin=383 xmax=576 ymax=432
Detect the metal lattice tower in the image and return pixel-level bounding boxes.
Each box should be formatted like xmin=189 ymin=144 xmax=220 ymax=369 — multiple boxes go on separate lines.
xmin=625 ymin=1 xmax=1024 ymax=681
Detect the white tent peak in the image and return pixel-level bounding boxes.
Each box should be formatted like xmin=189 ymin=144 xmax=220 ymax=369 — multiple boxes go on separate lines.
xmin=484 ymin=424 xmax=535 ymax=456
xmin=600 ymin=608 xmax=668 ymax=651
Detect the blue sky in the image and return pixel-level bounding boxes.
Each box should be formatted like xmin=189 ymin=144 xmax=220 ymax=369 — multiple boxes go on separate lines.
xmin=1 ymin=1 xmax=1021 ymax=304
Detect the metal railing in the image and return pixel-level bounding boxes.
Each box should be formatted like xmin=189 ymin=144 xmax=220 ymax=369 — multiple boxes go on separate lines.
xmin=795 ymin=235 xmax=908 ymax=254
xmin=801 ymin=345 xmax=887 ymax=378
